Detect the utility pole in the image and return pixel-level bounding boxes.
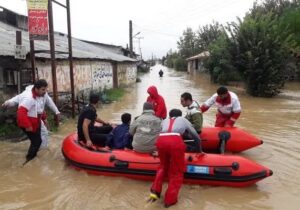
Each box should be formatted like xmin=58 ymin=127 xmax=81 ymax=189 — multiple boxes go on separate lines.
xmin=48 ymin=0 xmax=59 ymax=125
xmin=29 ymin=40 xmax=36 ymax=82
xmin=48 ymin=0 xmax=58 ymax=106
xmin=16 ymin=31 xmax=22 ymax=93
xmin=136 ymin=36 xmax=143 ymax=60
xmin=47 ymin=0 xmax=76 ymax=119
xmin=129 ymin=20 xmax=133 ymax=58
xmin=66 ymin=0 xmax=75 ymax=118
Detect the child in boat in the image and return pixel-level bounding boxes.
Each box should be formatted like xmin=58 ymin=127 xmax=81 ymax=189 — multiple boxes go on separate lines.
xmin=106 ymin=113 xmax=132 ymax=149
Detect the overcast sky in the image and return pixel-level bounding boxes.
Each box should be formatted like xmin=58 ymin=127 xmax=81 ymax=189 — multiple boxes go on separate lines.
xmin=0 ymin=0 xmax=257 ymax=59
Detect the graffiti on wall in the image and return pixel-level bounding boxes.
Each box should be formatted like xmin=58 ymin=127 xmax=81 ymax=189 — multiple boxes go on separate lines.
xmin=36 ymin=60 xmax=113 ymax=94
xmin=36 ymin=62 xmax=53 ymax=91
xmin=117 ymin=64 xmax=137 ymax=87
xmin=73 ymin=62 xmax=91 ymax=92
xmin=92 ymin=62 xmax=113 ymax=91
xmin=127 ymin=66 xmax=137 ymax=81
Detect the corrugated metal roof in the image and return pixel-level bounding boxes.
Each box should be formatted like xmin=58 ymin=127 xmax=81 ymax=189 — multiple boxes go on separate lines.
xmin=82 ymin=40 xmax=138 ymax=57
xmin=186 ymin=51 xmax=210 ymax=61
xmin=0 ymin=21 xmax=137 ymax=62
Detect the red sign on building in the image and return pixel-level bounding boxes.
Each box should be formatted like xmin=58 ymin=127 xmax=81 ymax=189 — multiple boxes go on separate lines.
xmin=27 ymin=0 xmax=49 ymax=40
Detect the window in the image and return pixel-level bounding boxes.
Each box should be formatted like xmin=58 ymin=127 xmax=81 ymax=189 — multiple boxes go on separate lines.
xmin=4 ymin=70 xmax=18 ymax=86
xmin=3 ymin=68 xmax=33 ymax=88
xmin=21 ymin=68 xmax=33 ymax=86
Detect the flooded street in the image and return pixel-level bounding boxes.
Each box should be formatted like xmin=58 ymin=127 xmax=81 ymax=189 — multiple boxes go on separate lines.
xmin=0 ymin=64 xmax=300 ymax=210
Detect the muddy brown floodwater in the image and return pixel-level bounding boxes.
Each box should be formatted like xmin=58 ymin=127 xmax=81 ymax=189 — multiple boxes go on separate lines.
xmin=0 ymin=64 xmax=300 ymax=210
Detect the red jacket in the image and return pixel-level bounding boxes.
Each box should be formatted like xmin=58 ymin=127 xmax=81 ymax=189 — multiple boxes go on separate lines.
xmin=17 ymin=89 xmax=41 ymax=132
xmin=146 ymin=86 xmax=167 ymax=119
xmin=200 ymin=91 xmax=241 ymax=126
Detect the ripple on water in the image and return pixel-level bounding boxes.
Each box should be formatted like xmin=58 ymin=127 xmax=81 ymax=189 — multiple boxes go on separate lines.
xmin=1 ymin=65 xmax=300 ymax=209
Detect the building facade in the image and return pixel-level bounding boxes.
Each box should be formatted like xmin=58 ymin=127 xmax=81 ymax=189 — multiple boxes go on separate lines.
xmin=186 ymin=51 xmax=210 ymax=73
xmin=0 ymin=6 xmax=137 ymax=102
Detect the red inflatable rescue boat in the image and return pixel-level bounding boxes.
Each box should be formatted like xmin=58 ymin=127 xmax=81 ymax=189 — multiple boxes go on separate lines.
xmin=200 ymin=127 xmax=263 ymax=153
xmin=94 ymin=122 xmax=262 ymax=153
xmin=62 ymin=133 xmax=272 ymax=187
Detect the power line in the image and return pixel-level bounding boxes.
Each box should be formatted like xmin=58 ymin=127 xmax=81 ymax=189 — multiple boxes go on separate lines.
xmin=133 ymin=23 xmax=180 ymax=38
xmin=135 ymin=0 xmax=244 ymax=32
xmin=133 ymin=0 xmax=240 ymax=39
xmin=135 ymin=0 xmax=216 ymax=31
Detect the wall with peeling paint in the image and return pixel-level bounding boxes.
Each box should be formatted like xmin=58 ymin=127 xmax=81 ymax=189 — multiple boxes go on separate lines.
xmin=0 ymin=58 xmax=137 ymax=102
xmin=117 ymin=63 xmax=137 ymax=87
xmin=36 ymin=60 xmax=136 ymax=96
xmin=36 ymin=60 xmax=114 ymax=96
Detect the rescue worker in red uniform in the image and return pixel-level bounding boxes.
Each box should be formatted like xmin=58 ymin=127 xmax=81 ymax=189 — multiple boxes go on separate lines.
xmin=200 ymin=86 xmax=241 ymax=127
xmin=2 ymin=84 xmax=60 ymax=149
xmin=148 ymin=109 xmax=202 ymax=208
xmin=146 ymin=85 xmax=167 ymax=119
xmin=16 ymin=79 xmax=60 ymax=164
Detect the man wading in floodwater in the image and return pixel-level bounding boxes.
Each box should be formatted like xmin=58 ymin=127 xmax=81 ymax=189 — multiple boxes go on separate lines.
xmin=201 ymin=86 xmax=241 ymax=127
xmin=15 ymin=79 xmax=60 ymax=165
xmin=159 ymin=69 xmax=164 ymax=77
xmin=2 ymin=84 xmax=60 ymax=150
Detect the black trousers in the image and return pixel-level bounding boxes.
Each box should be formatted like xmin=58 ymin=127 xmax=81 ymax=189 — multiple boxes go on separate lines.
xmin=23 ymin=126 xmax=42 ymax=161
xmin=89 ymin=125 xmax=113 ymax=147
xmin=182 ymin=131 xmax=201 ymax=152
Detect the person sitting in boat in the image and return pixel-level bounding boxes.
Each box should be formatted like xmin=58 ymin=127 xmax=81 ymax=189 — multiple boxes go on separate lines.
xmin=200 ymin=86 xmax=241 ymax=127
xmin=105 ymin=113 xmax=132 ymax=149
xmin=159 ymin=69 xmax=164 ymax=77
xmin=146 ymin=85 xmax=167 ymax=119
xmin=77 ymin=93 xmax=113 ymax=147
xmin=129 ymin=102 xmax=162 ymax=153
xmin=148 ymin=109 xmax=203 ymax=208
xmin=180 ymin=92 xmax=203 ymax=133
xmin=161 ymin=109 xmax=202 ymax=153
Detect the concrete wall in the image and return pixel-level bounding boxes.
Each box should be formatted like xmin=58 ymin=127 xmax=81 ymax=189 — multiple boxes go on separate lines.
xmin=187 ymin=59 xmax=206 ymax=72
xmin=187 ymin=61 xmax=192 ymax=73
xmin=0 ymin=57 xmax=137 ymax=103
xmin=117 ymin=63 xmax=137 ymax=87
xmin=36 ymin=60 xmax=137 ymax=96
xmin=36 ymin=60 xmax=114 ymax=96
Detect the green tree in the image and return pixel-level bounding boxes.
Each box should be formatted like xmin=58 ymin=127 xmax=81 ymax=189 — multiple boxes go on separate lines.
xmin=206 ymin=0 xmax=299 ymax=96
xmin=174 ymin=57 xmax=187 ymax=71
xmin=165 ymin=50 xmax=181 ymax=69
xmin=278 ymin=7 xmax=300 ymax=46
xmin=205 ymin=32 xmax=240 ymax=84
xmin=249 ymin=0 xmax=300 ymax=18
xmin=164 ymin=0 xmax=300 ymax=90
xmin=177 ymin=28 xmax=196 ymax=59
xmin=229 ymin=14 xmax=294 ymax=96
xmin=196 ymin=21 xmax=224 ymax=51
